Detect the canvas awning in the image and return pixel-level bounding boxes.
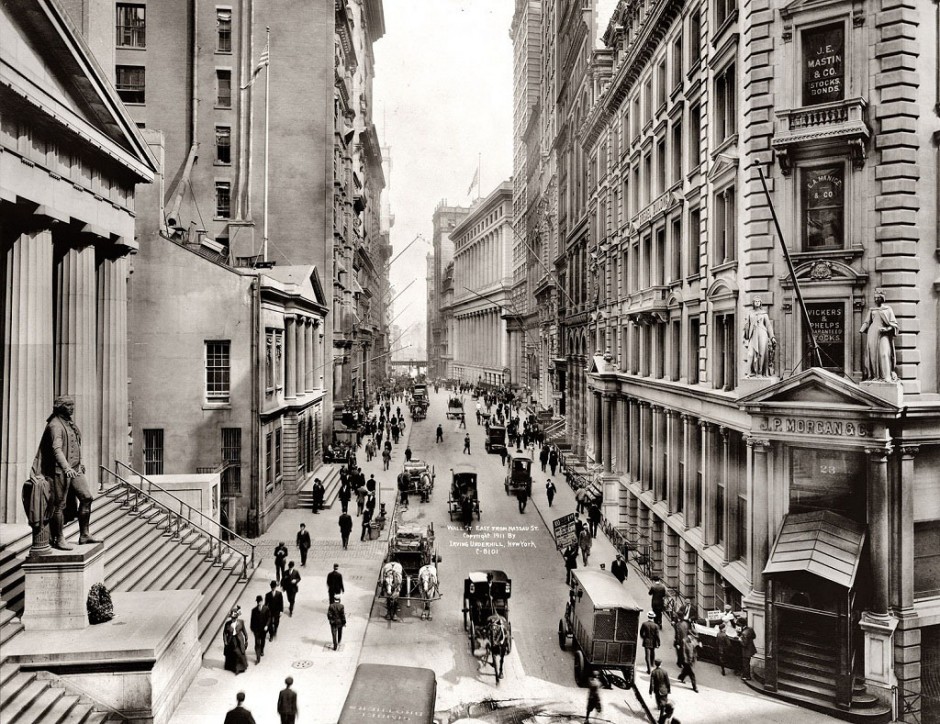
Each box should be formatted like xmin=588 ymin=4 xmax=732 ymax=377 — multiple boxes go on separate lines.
xmin=763 ymin=511 xmax=866 ymax=589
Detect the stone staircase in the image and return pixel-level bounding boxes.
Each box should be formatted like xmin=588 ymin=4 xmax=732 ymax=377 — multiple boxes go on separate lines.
xmin=0 ymin=601 xmax=122 ymax=723
xmin=0 ymin=485 xmax=253 ymax=654
xmin=296 ymin=464 xmax=343 ymax=509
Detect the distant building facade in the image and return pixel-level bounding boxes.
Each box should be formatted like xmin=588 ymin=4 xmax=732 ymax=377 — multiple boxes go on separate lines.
xmin=448 ymin=183 xmax=514 ymax=386
xmin=427 ymin=201 xmax=469 ymax=379
xmin=0 ymin=0 xmax=155 ymax=523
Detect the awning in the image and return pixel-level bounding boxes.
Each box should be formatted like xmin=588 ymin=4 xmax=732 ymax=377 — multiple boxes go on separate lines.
xmin=763 ymin=511 xmax=866 ymax=589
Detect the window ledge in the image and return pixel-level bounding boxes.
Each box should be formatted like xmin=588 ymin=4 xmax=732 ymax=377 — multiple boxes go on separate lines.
xmin=203 ymin=402 xmax=232 ymax=410
xmin=214 ymin=162 xmax=232 ymax=167
xmin=711 ymin=260 xmax=738 ymax=273
xmin=711 ymin=134 xmax=739 ymax=159
xmin=215 ymin=105 xmax=233 ymax=111
xmin=116 ymin=46 xmax=146 ymax=52
xmin=711 ymin=10 xmax=739 ymax=48
xmin=686 ymin=58 xmax=702 ymax=81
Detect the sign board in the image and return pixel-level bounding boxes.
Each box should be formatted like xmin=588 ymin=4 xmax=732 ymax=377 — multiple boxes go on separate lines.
xmin=806 ymin=301 xmax=846 ymax=371
xmin=553 ymin=513 xmax=577 ymax=550
xmin=802 ymin=23 xmax=845 ymax=105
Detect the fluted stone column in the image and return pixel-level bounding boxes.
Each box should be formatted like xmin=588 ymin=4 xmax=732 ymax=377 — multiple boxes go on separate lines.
xmin=665 ymin=410 xmax=678 ymax=513
xmin=651 ymin=406 xmax=664 ymax=500
xmin=681 ymin=415 xmax=694 ymax=527
xmin=295 ymin=316 xmax=305 ymax=397
xmin=1 ymin=228 xmax=55 ymax=523
xmin=305 ymin=320 xmax=315 ymax=392
xmin=639 ymin=402 xmax=651 ymax=488
xmin=56 ymin=244 xmax=100 ymax=487
xmin=748 ymin=437 xmax=771 ymax=593
xmin=601 ymin=393 xmax=612 ymax=472
xmin=285 ymin=317 xmax=296 ymax=399
xmin=867 ymin=446 xmax=891 ymax=615
xmin=97 ymin=253 xmax=129 ymax=472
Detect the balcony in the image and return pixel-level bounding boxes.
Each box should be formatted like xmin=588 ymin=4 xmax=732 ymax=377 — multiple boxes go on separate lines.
xmin=772 ymin=98 xmax=870 ymax=175
xmin=624 ymin=285 xmax=669 ymax=324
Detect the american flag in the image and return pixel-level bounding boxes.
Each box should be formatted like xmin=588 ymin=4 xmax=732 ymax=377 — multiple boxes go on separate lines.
xmin=240 ymin=38 xmax=270 ymax=89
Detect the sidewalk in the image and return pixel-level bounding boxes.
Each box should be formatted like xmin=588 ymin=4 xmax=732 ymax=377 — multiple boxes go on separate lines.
xmin=527 ymin=464 xmax=840 ymax=724
xmin=171 ymin=411 xmax=411 ymax=724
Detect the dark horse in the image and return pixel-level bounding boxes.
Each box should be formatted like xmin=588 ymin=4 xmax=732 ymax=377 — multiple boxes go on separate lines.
xmin=484 ymin=613 xmax=510 ymax=682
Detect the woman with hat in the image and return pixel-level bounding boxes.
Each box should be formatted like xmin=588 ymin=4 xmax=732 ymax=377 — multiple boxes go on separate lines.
xmin=222 ymin=606 xmax=248 ymax=674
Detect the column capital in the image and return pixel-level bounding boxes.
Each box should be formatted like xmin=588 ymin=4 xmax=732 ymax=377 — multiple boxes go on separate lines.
xmin=865 ymin=445 xmax=893 ymax=460
xmin=746 ymin=436 xmax=771 ymax=449
xmin=664 ymin=408 xmax=678 ymax=418
xmin=719 ymin=426 xmax=731 ymax=440
xmin=698 ymin=419 xmax=713 ymax=430
xmin=650 ymin=404 xmax=664 ymax=413
xmin=680 ymin=413 xmax=694 ymax=424
xmin=899 ymin=444 xmax=920 ymax=459
xmin=602 ymin=391 xmax=615 ymax=400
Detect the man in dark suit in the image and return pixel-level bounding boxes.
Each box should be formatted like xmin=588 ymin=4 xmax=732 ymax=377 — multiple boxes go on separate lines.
xmin=265 ymin=581 xmax=284 ymax=640
xmin=249 ymin=595 xmax=270 ymax=664
xmin=282 ymin=562 xmax=301 ymax=616
xmin=327 ymin=595 xmax=346 ymax=650
xmin=338 ymin=512 xmax=353 ymax=549
xmin=327 ymin=563 xmax=344 ymax=603
xmin=311 ymin=478 xmax=325 ymax=513
xmin=611 ymin=554 xmax=629 ymax=583
xmin=276 ymin=676 xmax=298 ymax=724
xmin=224 ymin=692 xmax=256 ymax=724
xmin=273 ymin=542 xmax=289 ymax=581
xmin=649 ymin=576 xmax=667 ymax=627
xmin=295 ymin=524 xmax=311 ymax=567
xmin=649 ymin=658 xmax=671 ymax=710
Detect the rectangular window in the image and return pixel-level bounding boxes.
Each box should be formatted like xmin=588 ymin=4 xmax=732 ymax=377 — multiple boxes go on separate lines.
xmin=632 ymin=96 xmax=641 ymax=137
xmin=689 ymin=103 xmax=702 ymax=167
xmin=656 ymin=139 xmax=667 ymax=195
xmin=713 ymin=312 xmax=736 ymax=391
xmin=802 ymin=165 xmax=844 ymax=248
xmin=644 ymin=78 xmax=653 ymax=122
xmin=670 ymin=216 xmax=682 ymax=283
xmin=217 ymin=8 xmax=233 ymax=53
xmin=630 ymin=240 xmax=639 ymax=290
xmin=688 ymin=316 xmax=700 ymax=383
xmin=689 ymin=10 xmax=702 ymax=65
xmin=672 ymin=121 xmax=683 ymax=183
xmin=143 ymin=428 xmax=164 ymax=475
xmin=802 ymin=23 xmax=845 ymax=105
xmin=736 ymin=493 xmax=748 ymax=560
xmin=676 ymin=422 xmax=686 ymax=514
xmin=641 ymin=233 xmax=652 ymax=288
xmin=216 ymin=69 xmax=232 ymax=107
xmin=643 ymin=153 xmax=652 ymax=206
xmin=265 ymin=432 xmax=273 ymax=489
xmin=657 ymin=59 xmax=668 ymax=108
xmin=715 ymin=63 xmax=737 ymax=143
xmin=914 ymin=521 xmax=940 ymax=598
xmin=205 ymin=340 xmax=231 ymax=401
xmin=115 ymin=65 xmax=145 ymax=104
xmin=623 ymin=107 xmax=631 ymax=148
xmin=672 ymin=32 xmax=684 ymax=88
xmin=275 ymin=330 xmax=284 ymax=387
xmin=221 ymin=427 xmax=241 ymax=494
xmin=716 ymin=0 xmax=736 ymax=30
xmin=275 ymin=427 xmax=282 ymax=481
xmin=805 ymin=301 xmax=846 ymax=372
xmin=654 ymin=226 xmax=666 ymax=286
xmin=116 ymin=4 xmax=146 ymax=48
xmin=215 ymin=126 xmax=231 ymax=164
xmin=687 ymin=206 xmax=701 ymax=277
xmin=714 ymin=185 xmax=736 ymax=264
xmin=789 ymin=448 xmax=866 ymax=522
xmin=215 ymin=181 xmax=231 ymax=218
xmin=265 ymin=330 xmax=275 ymax=390
xmin=716 ymin=481 xmax=726 ymax=544
xmin=632 ymin=166 xmax=640 ymax=212
xmin=654 ymin=324 xmax=666 ymax=379
xmin=670 ymin=319 xmax=682 ymax=381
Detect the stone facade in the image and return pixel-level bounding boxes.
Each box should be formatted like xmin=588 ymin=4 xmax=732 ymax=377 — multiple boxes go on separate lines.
xmin=448 ymin=183 xmax=515 ymax=386
xmin=428 ymin=201 xmax=470 ymax=380
xmin=0 ymin=0 xmax=155 ymax=524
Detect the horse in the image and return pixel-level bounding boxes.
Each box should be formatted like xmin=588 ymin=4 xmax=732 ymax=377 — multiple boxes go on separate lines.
xmin=417 ymin=564 xmax=439 ymax=621
xmin=381 ymin=561 xmax=403 ymax=620
xmin=419 ymin=473 xmax=432 ymax=502
xmin=484 ymin=613 xmax=510 ymax=682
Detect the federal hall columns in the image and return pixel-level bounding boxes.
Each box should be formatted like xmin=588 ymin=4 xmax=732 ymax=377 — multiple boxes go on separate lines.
xmin=1 ymin=221 xmax=133 ymax=523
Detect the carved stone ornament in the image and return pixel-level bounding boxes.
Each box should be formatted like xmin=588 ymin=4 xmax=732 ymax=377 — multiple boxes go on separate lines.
xmin=809 ymin=260 xmax=833 ymax=280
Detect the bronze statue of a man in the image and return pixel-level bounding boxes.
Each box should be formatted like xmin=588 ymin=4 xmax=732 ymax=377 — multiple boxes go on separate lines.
xmin=33 ymin=395 xmax=101 ymax=550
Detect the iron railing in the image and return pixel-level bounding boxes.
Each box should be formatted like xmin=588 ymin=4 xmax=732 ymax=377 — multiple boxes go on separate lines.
xmin=101 ymin=464 xmax=255 ymax=580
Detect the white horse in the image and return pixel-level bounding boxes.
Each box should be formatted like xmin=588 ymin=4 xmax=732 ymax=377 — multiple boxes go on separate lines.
xmin=417 ymin=564 xmax=439 ymax=620
xmin=381 ymin=561 xmax=403 ymax=620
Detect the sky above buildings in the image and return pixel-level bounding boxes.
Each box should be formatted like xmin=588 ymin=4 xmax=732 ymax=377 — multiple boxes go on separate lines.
xmin=374 ymin=0 xmax=514 ymax=360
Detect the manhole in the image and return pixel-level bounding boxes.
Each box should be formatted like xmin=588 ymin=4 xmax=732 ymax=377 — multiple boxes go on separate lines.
xmin=197 ymin=678 xmax=218 ymax=687
xmin=292 ymin=660 xmax=314 ymax=669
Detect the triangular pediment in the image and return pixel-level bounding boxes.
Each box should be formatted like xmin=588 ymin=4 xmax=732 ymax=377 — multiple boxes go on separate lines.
xmin=739 ymin=368 xmax=898 ymax=414
xmin=1 ymin=0 xmax=155 ymax=179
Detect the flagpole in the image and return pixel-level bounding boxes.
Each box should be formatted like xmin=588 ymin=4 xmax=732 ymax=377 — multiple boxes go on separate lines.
xmin=262 ymin=26 xmax=271 ymax=263
xmin=477 ymin=153 xmax=482 ymax=200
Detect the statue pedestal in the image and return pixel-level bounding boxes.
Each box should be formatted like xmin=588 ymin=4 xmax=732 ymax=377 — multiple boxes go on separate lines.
xmin=858 ymin=611 xmax=899 ymax=708
xmin=861 ymin=380 xmax=903 ymax=407
xmin=21 ymin=542 xmax=105 ymax=631
xmin=5 ymin=590 xmax=202 ymax=724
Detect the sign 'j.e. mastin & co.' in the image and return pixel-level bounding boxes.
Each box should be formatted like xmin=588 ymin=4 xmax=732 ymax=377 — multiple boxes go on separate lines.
xmin=758 ymin=415 xmax=872 ymax=438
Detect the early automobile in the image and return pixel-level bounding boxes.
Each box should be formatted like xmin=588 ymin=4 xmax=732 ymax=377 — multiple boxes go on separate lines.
xmin=446 ymin=396 xmax=464 ymax=419
xmin=485 ymin=425 xmax=507 ymax=454
xmin=504 ymin=454 xmax=532 ymax=496
xmin=338 ymin=663 xmax=436 ymax=724
xmin=558 ymin=568 xmax=642 ymax=688
xmin=448 ymin=465 xmax=481 ymax=521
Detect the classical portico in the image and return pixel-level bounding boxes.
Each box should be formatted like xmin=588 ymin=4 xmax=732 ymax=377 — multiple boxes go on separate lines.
xmin=0 ymin=1 xmax=156 ymax=523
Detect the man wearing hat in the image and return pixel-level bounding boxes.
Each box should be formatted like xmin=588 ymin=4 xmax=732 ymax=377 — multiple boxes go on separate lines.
xmin=327 ymin=595 xmax=346 ymax=650
xmin=249 ymin=595 xmax=270 ymax=664
xmin=611 ymin=553 xmax=628 ymax=584
xmin=34 ymin=395 xmax=99 ymax=550
xmin=639 ymin=611 xmax=661 ymax=674
xmin=224 ymin=691 xmax=256 ymax=724
xmin=277 ymin=676 xmax=298 ymax=724
xmin=649 ymin=658 xmax=671 ymax=710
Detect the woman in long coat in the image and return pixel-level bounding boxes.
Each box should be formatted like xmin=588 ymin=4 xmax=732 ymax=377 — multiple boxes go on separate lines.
xmin=222 ymin=607 xmax=249 ymax=674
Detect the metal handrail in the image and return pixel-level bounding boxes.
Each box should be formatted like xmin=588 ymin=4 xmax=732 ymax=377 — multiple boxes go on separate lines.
xmin=115 ymin=460 xmax=256 ymax=571
xmin=100 ymin=465 xmax=254 ymax=580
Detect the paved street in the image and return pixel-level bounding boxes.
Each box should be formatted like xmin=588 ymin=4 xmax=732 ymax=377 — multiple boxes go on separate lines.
xmin=171 ymin=388 xmax=843 ymax=723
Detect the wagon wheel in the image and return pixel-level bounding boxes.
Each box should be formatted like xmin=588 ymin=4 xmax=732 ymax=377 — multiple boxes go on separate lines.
xmin=468 ymin=619 xmax=476 ymax=652
xmin=506 ymin=621 xmax=512 ymax=654
xmin=557 ymin=619 xmax=567 ymax=650
xmin=462 ymin=599 xmax=469 ymax=631
xmin=574 ymin=649 xmax=588 ymax=687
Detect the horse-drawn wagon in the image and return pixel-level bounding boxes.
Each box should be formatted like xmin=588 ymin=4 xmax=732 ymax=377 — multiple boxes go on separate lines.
xmin=397 ymin=459 xmax=435 ymax=503
xmin=484 ymin=425 xmax=506 ymax=454
xmin=505 ymin=455 xmax=532 ymax=496
xmin=410 ymin=400 xmax=428 ymax=420
xmin=558 ymin=568 xmax=642 ymax=689
xmin=446 ymin=396 xmax=464 ymax=419
xmin=378 ymin=520 xmax=441 ymax=620
xmin=448 ymin=465 xmax=481 ymax=524
xmin=463 ymin=570 xmax=512 ymax=681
